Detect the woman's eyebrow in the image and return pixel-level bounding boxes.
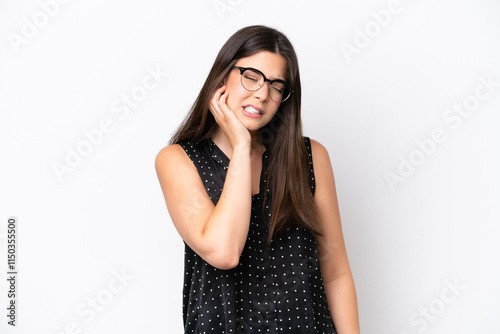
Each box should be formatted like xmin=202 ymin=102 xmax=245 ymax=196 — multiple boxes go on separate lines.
xmin=265 ymin=71 xmax=287 ymax=82
xmin=246 ymin=66 xmax=286 ymax=81
xmin=265 ymin=70 xmax=286 ymax=81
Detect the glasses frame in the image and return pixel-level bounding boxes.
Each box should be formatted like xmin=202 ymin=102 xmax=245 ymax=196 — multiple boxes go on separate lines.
xmin=231 ymin=66 xmax=294 ymax=102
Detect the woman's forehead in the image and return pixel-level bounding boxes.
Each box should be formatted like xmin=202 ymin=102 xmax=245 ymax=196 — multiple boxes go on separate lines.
xmin=235 ymin=51 xmax=288 ymax=80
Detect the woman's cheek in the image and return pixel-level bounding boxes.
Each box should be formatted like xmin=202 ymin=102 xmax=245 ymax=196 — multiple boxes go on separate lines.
xmin=225 ymin=91 xmax=241 ymax=114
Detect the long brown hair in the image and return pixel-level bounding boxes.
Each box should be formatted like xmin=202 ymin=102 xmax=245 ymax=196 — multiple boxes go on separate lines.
xmin=170 ymin=25 xmax=323 ymax=246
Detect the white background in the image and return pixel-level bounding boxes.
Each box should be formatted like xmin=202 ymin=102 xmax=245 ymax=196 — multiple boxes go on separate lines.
xmin=1 ymin=0 xmax=499 ymax=333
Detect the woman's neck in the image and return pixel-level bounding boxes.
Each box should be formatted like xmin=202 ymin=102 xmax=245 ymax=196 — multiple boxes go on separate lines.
xmin=211 ymin=128 xmax=266 ymax=159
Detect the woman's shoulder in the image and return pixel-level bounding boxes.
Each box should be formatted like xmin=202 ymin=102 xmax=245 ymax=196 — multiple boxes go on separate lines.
xmin=305 ymin=137 xmax=335 ymax=195
xmin=155 ymin=143 xmax=184 ymax=161
xmin=155 ymin=139 xmax=204 ymax=161
xmin=304 ymin=137 xmax=330 ymax=162
xmin=155 ymin=142 xmax=194 ymax=173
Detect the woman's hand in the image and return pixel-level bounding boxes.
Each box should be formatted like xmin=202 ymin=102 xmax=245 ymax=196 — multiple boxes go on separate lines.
xmin=209 ymin=85 xmax=251 ymax=148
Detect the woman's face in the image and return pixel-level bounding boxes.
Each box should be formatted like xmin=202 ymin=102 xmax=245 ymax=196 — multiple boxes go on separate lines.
xmin=224 ymin=51 xmax=288 ymax=133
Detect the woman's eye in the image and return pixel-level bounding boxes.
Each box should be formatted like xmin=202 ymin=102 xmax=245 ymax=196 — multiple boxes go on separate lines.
xmin=244 ymin=75 xmax=258 ymax=82
xmin=272 ymin=86 xmax=283 ymax=93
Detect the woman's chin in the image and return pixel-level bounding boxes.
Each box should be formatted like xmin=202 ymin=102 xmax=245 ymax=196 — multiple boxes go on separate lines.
xmin=242 ymin=121 xmax=266 ymax=133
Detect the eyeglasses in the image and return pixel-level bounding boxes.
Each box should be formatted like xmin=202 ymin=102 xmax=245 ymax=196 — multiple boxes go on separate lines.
xmin=231 ymin=66 xmax=293 ymax=102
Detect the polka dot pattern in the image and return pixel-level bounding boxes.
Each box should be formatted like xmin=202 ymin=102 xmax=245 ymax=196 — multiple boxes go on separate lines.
xmin=179 ymin=137 xmax=336 ymax=333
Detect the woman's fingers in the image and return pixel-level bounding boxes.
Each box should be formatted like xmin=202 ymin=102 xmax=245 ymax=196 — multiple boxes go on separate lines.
xmin=211 ymin=85 xmax=235 ymax=124
xmin=216 ymin=86 xmax=238 ymax=120
xmin=209 ymin=85 xmax=227 ymax=120
xmin=218 ymin=87 xmax=228 ymax=108
xmin=209 ymin=85 xmax=251 ymax=147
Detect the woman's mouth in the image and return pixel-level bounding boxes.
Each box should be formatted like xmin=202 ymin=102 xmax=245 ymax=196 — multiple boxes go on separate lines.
xmin=241 ymin=105 xmax=263 ymax=118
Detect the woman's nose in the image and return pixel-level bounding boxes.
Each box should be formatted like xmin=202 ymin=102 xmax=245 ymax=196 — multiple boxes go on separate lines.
xmin=253 ymin=81 xmax=270 ymax=101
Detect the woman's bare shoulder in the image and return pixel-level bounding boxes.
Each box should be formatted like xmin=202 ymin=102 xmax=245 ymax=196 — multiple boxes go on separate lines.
xmin=155 ymin=143 xmax=185 ymax=162
xmin=308 ymin=137 xmax=330 ymax=164
xmin=154 ymin=143 xmax=194 ymax=175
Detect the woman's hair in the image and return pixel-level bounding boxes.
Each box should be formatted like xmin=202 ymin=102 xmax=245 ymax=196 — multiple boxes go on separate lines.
xmin=170 ymin=25 xmax=323 ymax=245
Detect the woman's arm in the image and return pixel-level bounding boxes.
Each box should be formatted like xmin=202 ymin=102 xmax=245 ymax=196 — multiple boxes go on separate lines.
xmin=310 ymin=138 xmax=360 ymax=333
xmin=155 ymin=86 xmax=252 ymax=270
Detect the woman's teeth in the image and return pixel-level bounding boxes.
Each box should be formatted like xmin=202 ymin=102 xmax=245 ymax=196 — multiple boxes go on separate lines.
xmin=244 ymin=106 xmax=261 ymax=114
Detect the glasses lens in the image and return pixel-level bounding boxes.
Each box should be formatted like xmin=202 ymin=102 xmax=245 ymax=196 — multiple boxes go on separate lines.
xmin=270 ymin=82 xmax=287 ymax=102
xmin=240 ymin=68 xmax=290 ymax=102
xmin=241 ymin=69 xmax=263 ymax=91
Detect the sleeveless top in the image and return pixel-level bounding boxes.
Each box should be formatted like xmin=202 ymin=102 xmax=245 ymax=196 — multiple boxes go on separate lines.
xmin=178 ymin=137 xmax=337 ymax=334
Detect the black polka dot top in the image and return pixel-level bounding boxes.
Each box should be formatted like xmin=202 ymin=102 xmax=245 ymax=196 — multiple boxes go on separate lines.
xmin=178 ymin=136 xmax=337 ymax=334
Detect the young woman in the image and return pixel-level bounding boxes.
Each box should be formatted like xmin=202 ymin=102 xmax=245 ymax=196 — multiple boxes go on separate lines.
xmin=155 ymin=25 xmax=360 ymax=334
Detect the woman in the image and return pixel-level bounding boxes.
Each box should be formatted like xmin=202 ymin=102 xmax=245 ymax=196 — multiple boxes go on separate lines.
xmin=155 ymin=25 xmax=360 ymax=333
